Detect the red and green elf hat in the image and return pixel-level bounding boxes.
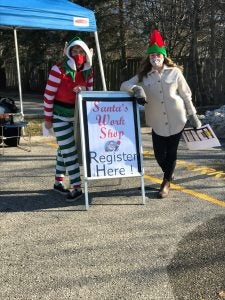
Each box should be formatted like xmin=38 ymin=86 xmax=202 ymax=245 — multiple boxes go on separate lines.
xmin=145 ymin=29 xmax=167 ymax=56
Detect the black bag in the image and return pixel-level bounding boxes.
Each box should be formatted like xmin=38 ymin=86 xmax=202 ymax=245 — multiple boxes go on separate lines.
xmin=0 ymin=96 xmax=18 ymax=114
xmin=0 ymin=96 xmax=20 ymax=147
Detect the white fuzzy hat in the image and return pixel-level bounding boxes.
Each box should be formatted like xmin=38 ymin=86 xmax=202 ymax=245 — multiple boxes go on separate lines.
xmin=64 ymin=36 xmax=93 ymax=71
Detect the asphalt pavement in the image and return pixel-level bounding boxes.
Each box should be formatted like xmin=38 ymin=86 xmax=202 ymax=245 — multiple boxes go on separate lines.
xmin=1 ymin=117 xmax=225 ymax=299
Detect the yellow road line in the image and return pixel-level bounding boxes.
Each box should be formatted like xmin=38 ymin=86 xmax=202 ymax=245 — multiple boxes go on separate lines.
xmin=144 ymin=174 xmax=225 ymax=207
xmin=143 ymin=150 xmax=225 ymax=180
xmin=45 ymin=145 xmax=225 ymax=207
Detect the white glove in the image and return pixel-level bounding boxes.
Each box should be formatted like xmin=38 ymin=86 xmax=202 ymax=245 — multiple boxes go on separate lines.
xmin=188 ymin=114 xmax=202 ymax=129
xmin=132 ymin=86 xmax=147 ymax=106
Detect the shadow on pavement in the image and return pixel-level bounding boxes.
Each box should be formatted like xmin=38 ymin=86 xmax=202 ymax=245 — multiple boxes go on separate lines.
xmin=0 ymin=190 xmax=85 ymax=212
xmin=0 ymin=186 xmax=159 ymax=212
xmin=167 ymin=215 xmax=225 ymax=300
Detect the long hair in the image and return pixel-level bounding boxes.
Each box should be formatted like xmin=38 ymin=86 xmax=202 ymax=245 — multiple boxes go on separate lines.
xmin=137 ymin=56 xmax=183 ymax=82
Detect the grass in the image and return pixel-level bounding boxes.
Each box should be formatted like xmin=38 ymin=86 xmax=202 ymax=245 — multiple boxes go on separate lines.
xmin=25 ymin=117 xmax=43 ymax=136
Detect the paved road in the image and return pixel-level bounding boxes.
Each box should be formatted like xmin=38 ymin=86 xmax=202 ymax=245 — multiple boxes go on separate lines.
xmin=1 ymin=128 xmax=225 ymax=300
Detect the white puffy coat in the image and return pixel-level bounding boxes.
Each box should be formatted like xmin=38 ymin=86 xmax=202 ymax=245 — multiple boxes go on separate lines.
xmin=120 ymin=65 xmax=197 ymax=137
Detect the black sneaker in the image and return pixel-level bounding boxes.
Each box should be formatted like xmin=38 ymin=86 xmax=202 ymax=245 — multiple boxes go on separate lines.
xmin=66 ymin=189 xmax=83 ymax=202
xmin=54 ymin=183 xmax=70 ymax=195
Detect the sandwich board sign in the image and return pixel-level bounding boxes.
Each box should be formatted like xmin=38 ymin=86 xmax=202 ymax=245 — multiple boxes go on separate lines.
xmin=78 ymin=91 xmax=145 ymax=209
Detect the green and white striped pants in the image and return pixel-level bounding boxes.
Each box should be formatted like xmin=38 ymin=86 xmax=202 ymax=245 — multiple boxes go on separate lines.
xmin=52 ymin=117 xmax=81 ymax=188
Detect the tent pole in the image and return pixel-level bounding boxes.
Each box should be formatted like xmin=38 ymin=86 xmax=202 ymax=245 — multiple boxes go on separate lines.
xmin=94 ymin=31 xmax=107 ymax=91
xmin=13 ymin=28 xmax=23 ymax=115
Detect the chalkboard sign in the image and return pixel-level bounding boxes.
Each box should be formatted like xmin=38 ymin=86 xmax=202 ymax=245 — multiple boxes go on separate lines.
xmin=78 ymin=91 xmax=145 ymax=209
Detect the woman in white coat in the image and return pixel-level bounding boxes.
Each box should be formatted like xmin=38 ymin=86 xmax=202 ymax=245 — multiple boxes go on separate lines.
xmin=120 ymin=29 xmax=201 ymax=198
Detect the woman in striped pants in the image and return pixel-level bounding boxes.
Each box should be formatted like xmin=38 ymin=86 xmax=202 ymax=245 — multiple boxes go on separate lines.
xmin=43 ymin=36 xmax=93 ymax=201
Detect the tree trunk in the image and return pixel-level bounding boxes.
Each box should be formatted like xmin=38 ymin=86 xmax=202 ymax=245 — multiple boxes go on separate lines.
xmin=187 ymin=0 xmax=202 ymax=106
xmin=118 ymin=0 xmax=128 ymax=82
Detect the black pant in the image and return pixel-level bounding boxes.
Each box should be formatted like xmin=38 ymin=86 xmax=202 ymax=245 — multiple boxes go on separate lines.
xmin=152 ymin=130 xmax=183 ymax=181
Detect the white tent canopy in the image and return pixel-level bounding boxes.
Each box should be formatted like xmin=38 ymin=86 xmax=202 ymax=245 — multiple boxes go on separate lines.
xmin=0 ymin=0 xmax=106 ymax=114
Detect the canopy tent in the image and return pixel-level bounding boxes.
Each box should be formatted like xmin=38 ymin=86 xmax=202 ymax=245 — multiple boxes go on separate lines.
xmin=0 ymin=0 xmax=106 ymax=114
